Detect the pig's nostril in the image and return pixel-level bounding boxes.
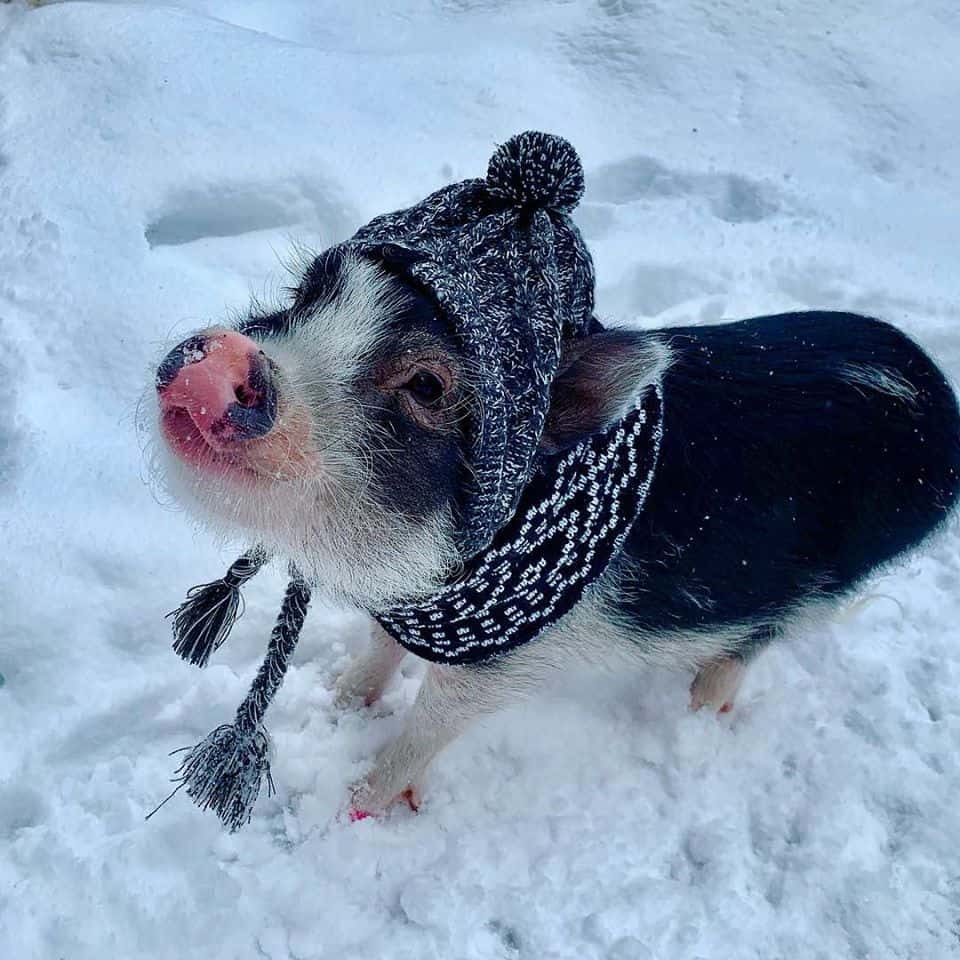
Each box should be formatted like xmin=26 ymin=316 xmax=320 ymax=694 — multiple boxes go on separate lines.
xmin=234 ymin=383 xmax=256 ymax=407
xmin=226 ymin=354 xmax=278 ymax=440
xmin=157 ymin=334 xmax=207 ymax=391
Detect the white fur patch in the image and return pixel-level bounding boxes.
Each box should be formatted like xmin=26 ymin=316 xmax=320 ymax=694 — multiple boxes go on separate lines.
xmin=838 ymin=362 xmax=920 ymax=406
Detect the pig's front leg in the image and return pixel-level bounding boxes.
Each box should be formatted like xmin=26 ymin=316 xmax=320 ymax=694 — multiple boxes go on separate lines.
xmin=334 ymin=621 xmax=406 ymax=709
xmin=349 ymin=662 xmax=507 ymax=817
xmin=689 ymin=653 xmax=747 ymax=714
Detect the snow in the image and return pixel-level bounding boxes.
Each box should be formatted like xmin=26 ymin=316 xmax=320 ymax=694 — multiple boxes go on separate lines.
xmin=1 ymin=0 xmax=959 ymax=957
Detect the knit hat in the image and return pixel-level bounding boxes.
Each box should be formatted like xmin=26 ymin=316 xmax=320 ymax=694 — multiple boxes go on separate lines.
xmin=343 ymin=131 xmax=596 ymax=556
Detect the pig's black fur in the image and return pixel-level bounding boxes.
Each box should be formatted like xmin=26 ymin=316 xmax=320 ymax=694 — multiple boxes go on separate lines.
xmin=362 ymin=290 xmax=467 ymax=525
xmin=612 ymin=311 xmax=960 ymax=655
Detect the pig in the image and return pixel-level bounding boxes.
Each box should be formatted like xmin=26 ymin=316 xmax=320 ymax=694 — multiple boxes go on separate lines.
xmin=152 ymin=135 xmax=960 ymax=816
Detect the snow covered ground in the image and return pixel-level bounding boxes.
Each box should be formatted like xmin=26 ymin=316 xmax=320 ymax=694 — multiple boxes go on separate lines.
xmin=2 ymin=0 xmax=959 ymax=956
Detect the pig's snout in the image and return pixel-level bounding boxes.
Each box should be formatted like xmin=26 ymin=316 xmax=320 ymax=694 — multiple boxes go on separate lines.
xmin=157 ymin=330 xmax=278 ymax=452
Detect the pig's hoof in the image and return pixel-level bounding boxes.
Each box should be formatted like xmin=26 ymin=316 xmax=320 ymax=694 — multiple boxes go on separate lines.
xmin=690 ymin=656 xmax=746 ymax=715
xmin=333 ymin=671 xmax=385 ymax=711
xmin=399 ymin=785 xmax=421 ymax=812
xmin=348 ymin=781 xmax=421 ymax=820
xmin=333 ymin=687 xmax=381 ymax=711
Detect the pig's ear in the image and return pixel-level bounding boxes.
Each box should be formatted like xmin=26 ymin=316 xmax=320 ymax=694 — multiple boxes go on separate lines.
xmin=540 ymin=330 xmax=665 ymax=454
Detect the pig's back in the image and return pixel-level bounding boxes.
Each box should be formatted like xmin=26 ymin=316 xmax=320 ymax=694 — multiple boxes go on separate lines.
xmin=614 ymin=311 xmax=960 ymax=636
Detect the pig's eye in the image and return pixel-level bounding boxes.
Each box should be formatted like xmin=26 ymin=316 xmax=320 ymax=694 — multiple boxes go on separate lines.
xmin=381 ymin=359 xmax=454 ymax=428
xmin=403 ymin=370 xmax=445 ymax=407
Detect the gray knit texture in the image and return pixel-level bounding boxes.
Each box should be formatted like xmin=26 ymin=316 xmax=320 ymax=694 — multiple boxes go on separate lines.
xmin=342 ymin=131 xmax=596 ymax=557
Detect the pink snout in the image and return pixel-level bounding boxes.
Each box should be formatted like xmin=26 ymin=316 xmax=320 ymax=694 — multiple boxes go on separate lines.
xmin=157 ymin=330 xmax=277 ymax=466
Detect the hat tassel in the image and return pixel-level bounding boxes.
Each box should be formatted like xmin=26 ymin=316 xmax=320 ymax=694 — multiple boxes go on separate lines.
xmin=149 ymin=565 xmax=311 ymax=831
xmin=168 ymin=546 xmax=269 ymax=667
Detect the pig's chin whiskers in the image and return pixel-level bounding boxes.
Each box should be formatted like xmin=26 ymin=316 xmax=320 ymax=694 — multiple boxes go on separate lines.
xmin=134 ymin=390 xmax=152 ymax=450
xmin=141 ymin=439 xmax=178 ymax=508
xmin=137 ymin=393 xmax=191 ymax=509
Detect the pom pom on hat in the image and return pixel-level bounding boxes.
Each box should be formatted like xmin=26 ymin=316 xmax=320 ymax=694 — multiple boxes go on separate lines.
xmin=486 ymin=131 xmax=585 ymax=212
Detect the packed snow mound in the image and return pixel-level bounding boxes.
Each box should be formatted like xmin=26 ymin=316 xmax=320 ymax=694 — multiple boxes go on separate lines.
xmin=1 ymin=1 xmax=959 ymax=958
